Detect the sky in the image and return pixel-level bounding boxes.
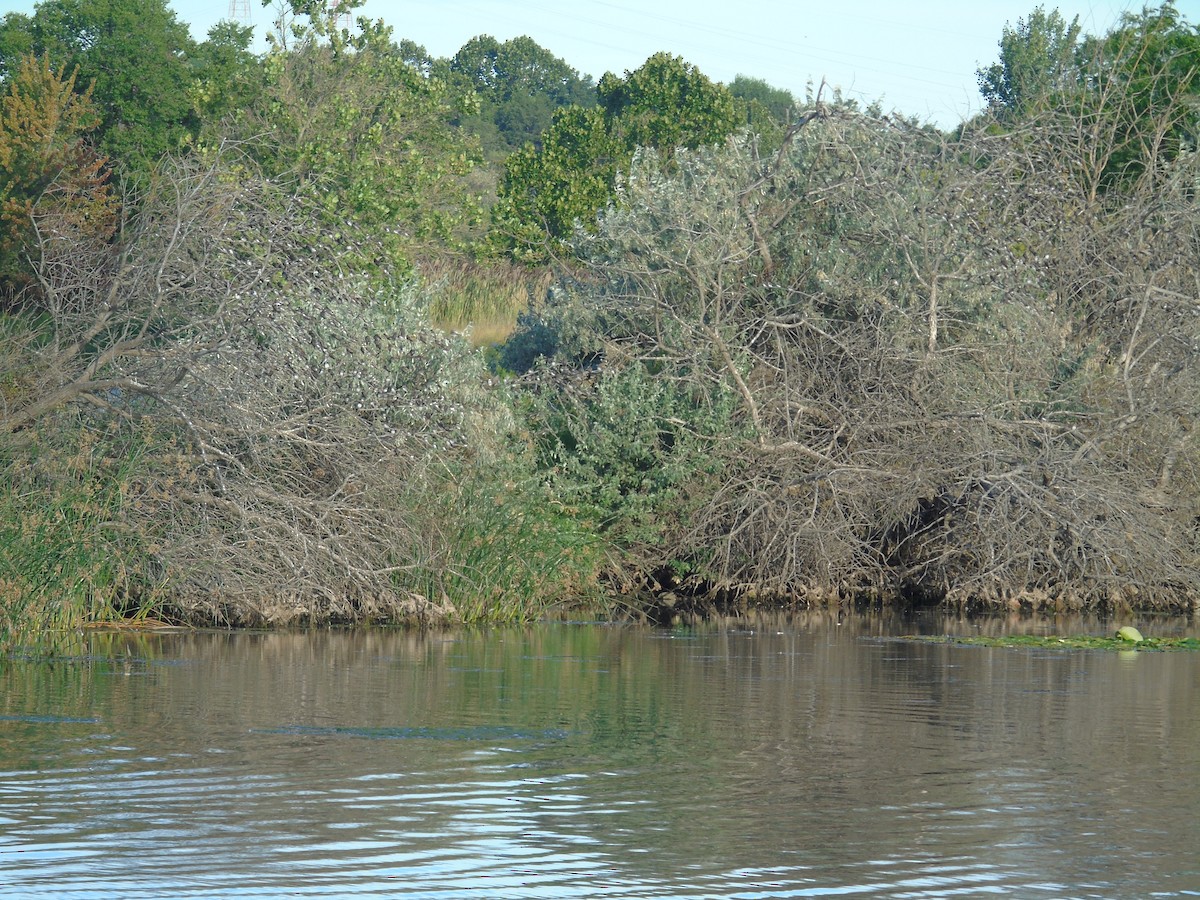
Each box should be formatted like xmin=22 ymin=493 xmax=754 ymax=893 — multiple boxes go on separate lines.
xmin=6 ymin=0 xmax=1200 ymax=126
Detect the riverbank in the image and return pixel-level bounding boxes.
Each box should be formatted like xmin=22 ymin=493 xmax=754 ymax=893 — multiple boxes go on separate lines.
xmin=8 ymin=99 xmax=1200 ymax=647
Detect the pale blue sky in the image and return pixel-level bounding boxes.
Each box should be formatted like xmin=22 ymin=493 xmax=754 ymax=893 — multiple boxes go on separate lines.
xmin=6 ymin=0 xmax=1199 ymax=126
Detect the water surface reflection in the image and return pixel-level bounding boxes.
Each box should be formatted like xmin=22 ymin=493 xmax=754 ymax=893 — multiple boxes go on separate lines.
xmin=1 ymin=612 xmax=1197 ymax=897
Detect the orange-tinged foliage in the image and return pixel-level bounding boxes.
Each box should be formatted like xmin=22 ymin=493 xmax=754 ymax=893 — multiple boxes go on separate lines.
xmin=0 ymin=52 xmax=116 ymax=298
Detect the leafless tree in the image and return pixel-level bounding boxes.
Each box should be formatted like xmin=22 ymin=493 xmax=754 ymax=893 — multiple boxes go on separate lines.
xmin=3 ymin=151 xmax=487 ymax=623
xmin=556 ymin=105 xmax=1199 ymax=613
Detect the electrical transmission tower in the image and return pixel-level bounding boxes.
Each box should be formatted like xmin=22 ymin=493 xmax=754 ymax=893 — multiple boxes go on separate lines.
xmin=330 ymin=1 xmax=353 ymax=31
xmin=226 ymin=0 xmax=350 ymax=31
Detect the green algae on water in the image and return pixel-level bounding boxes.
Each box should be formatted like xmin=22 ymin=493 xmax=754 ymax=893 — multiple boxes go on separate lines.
xmin=905 ymin=634 xmax=1200 ymax=652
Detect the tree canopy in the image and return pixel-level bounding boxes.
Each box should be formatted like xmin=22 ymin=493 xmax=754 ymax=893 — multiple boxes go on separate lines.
xmin=1075 ymin=1 xmax=1200 ymax=186
xmin=729 ymin=74 xmax=796 ymax=142
xmin=491 ymin=52 xmax=740 ymax=261
xmin=598 ymin=52 xmax=737 ymax=152
xmin=0 ymin=0 xmax=198 ymax=174
xmin=0 ymin=52 xmax=114 ymax=300
xmin=217 ymin=0 xmax=483 ymax=270
xmin=977 ymin=1 xmax=1199 ymax=190
xmin=449 ymin=34 xmax=596 ymax=158
xmin=976 ymin=5 xmax=1082 ymax=119
xmin=188 ymin=19 xmax=262 ymax=129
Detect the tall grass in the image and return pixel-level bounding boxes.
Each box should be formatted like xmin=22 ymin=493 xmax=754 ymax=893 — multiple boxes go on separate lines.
xmin=0 ymin=416 xmax=164 ymax=648
xmin=400 ymin=459 xmax=608 ymax=624
xmin=424 ymin=257 xmax=552 ymax=347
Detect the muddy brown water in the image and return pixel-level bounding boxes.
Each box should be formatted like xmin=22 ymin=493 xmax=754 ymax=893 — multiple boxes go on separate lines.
xmin=1 ymin=611 xmax=1197 ymax=898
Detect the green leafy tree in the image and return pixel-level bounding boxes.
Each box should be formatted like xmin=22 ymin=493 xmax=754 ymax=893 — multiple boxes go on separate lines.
xmin=598 ymin=52 xmax=737 ymax=154
xmin=224 ymin=0 xmax=482 ymax=269
xmin=395 ymin=38 xmax=438 ymax=76
xmin=729 ymin=75 xmax=795 ymax=121
xmin=451 ymin=34 xmax=595 ymax=158
xmin=977 ymin=5 xmax=1082 ymax=119
xmin=1074 ymin=1 xmax=1199 ymax=188
xmin=491 ymin=52 xmax=739 ymax=261
xmin=490 ymin=90 xmax=557 ymax=148
xmin=189 ymin=20 xmax=262 ymax=130
xmin=979 ymin=2 xmax=1199 ymax=194
xmin=0 ymin=0 xmax=198 ymax=175
xmin=453 ymin=34 xmax=594 ymax=107
xmin=491 ymin=104 xmax=619 ymax=262
xmin=0 ymin=52 xmax=114 ymax=300
xmin=729 ymin=74 xmax=795 ymax=142
xmin=0 ymin=14 xmax=36 ymax=73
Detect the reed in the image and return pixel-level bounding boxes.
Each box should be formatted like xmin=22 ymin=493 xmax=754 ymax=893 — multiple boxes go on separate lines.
xmin=0 ymin=417 xmax=164 ymax=648
xmin=423 ymin=257 xmax=552 ymax=347
xmin=399 ymin=461 xmax=607 ymax=624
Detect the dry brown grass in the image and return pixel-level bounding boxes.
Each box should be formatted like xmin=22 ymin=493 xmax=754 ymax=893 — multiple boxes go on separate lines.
xmin=422 ymin=256 xmax=552 ymax=346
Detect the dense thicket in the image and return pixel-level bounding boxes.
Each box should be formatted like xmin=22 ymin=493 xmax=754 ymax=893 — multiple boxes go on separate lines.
xmin=0 ymin=0 xmax=606 ymax=642
xmin=520 ymin=110 xmax=1199 ymax=613
xmin=1 ymin=146 xmax=604 ymax=633
xmin=4 ymin=155 xmax=469 ymax=621
xmin=1 ymin=0 xmax=1197 ymax=645
xmin=504 ymin=1 xmax=1200 ymax=615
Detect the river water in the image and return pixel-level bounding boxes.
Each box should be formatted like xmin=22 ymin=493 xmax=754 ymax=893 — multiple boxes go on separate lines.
xmin=1 ymin=612 xmax=1197 ymax=898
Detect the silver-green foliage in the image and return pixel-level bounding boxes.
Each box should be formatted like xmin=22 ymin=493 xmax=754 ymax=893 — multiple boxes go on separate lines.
xmin=543 ymin=106 xmax=1200 ymax=609
xmin=1 ymin=150 xmax=497 ymax=625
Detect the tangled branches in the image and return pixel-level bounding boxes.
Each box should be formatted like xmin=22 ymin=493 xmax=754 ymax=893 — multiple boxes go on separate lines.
xmin=4 ymin=151 xmax=482 ymax=622
xmin=544 ymin=108 xmax=1200 ymax=612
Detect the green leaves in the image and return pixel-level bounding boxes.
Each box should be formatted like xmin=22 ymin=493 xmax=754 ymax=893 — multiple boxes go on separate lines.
xmin=2 ymin=0 xmax=199 ymax=177
xmin=599 ymin=52 xmax=738 ymax=154
xmin=227 ymin=15 xmax=481 ymax=271
xmin=1075 ymin=2 xmax=1200 ymax=189
xmin=451 ymin=34 xmax=594 ymax=108
xmin=0 ymin=52 xmax=114 ymax=297
xmin=491 ymin=53 xmax=740 ymax=262
xmin=189 ymin=20 xmax=262 ymax=130
xmin=977 ymin=6 xmax=1082 ymax=119
xmin=729 ymin=75 xmax=796 ymax=144
xmin=533 ymin=363 xmax=739 ymax=563
xmin=978 ymin=2 xmax=1199 ymax=192
xmin=491 ymin=105 xmax=620 ymax=262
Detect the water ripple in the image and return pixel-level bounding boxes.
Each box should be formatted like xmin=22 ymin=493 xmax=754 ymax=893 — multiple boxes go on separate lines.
xmin=2 ymin=623 xmax=1197 ymax=898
